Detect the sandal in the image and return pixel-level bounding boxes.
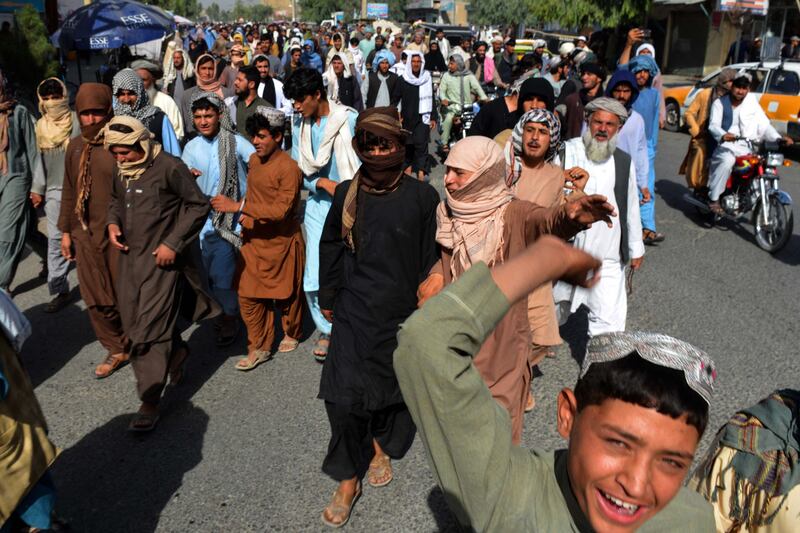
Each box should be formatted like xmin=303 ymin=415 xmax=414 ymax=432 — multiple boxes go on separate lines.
xmin=525 ymin=390 xmax=536 ymax=413
xmin=278 ymin=337 xmax=300 ymax=353
xmin=168 ymin=345 xmax=189 ymax=385
xmin=313 ymin=334 xmax=331 ymax=363
xmin=128 ymin=412 xmax=159 ymax=433
xmin=321 ymin=483 xmax=362 ymax=528
xmin=235 ymin=350 xmax=272 ymax=371
xmin=367 ymin=453 xmax=393 ymax=488
xmin=95 ymin=352 xmax=130 ymax=379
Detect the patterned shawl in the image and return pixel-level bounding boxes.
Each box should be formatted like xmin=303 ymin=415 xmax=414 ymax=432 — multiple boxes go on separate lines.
xmin=111 ymin=68 xmax=160 ymax=132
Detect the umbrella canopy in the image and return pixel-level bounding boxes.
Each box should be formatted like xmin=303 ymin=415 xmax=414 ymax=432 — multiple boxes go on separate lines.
xmin=59 ymin=0 xmax=175 ymax=51
xmin=173 ymin=14 xmax=193 ymax=25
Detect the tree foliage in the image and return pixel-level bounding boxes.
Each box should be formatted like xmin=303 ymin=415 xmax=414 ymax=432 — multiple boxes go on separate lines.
xmin=297 ymin=0 xmax=359 ymax=23
xmin=147 ymin=0 xmax=203 ymax=20
xmin=202 ymin=0 xmax=274 ymax=22
xmin=470 ymin=0 xmax=649 ymax=29
xmin=0 ymin=5 xmax=59 ymax=96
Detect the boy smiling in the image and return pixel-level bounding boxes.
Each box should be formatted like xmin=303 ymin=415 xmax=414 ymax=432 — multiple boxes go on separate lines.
xmin=395 ymin=236 xmax=716 ymax=532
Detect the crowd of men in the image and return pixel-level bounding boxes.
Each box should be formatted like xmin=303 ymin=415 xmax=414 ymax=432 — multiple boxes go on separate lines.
xmin=1 ymin=18 xmax=798 ymax=533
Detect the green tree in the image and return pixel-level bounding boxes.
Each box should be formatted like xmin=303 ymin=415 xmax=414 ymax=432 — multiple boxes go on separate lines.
xmin=470 ymin=0 xmax=533 ymax=27
xmin=298 ymin=0 xmax=359 ymax=23
xmin=206 ymin=1 xmax=223 ymax=20
xmin=0 ymin=5 xmax=59 ymax=97
xmin=528 ymin=0 xmax=649 ymax=27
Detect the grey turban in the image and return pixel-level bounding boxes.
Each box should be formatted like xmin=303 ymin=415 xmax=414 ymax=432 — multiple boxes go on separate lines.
xmin=584 ymin=96 xmax=629 ymax=125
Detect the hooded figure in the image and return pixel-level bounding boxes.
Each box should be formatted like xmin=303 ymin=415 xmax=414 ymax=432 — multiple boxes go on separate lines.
xmin=606 ymin=70 xmax=649 ymax=193
xmin=425 ymin=41 xmax=447 ymax=72
xmin=302 ymin=39 xmax=323 ymax=73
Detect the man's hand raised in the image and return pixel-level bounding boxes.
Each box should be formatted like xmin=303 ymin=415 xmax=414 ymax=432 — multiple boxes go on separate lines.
xmin=565 ymin=194 xmax=616 ymax=229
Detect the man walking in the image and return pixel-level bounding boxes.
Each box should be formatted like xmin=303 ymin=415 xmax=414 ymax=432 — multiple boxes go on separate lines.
xmin=284 ymin=68 xmax=359 ymax=361
xmin=181 ymin=92 xmax=255 ymax=346
xmin=132 ymin=59 xmax=185 ymax=143
xmin=232 ymin=66 xmax=271 ymax=137
xmin=606 ymin=70 xmax=650 ymax=203
xmin=163 ymin=48 xmax=196 ymax=110
xmin=392 ymin=51 xmax=437 ymax=181
xmin=555 ymin=97 xmax=645 ymax=335
xmin=560 ymin=63 xmax=605 ymax=140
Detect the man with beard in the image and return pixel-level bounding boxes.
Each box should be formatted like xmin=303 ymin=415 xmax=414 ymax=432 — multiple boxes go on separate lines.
xmin=256 ymin=35 xmax=283 ymax=78
xmin=0 ymin=69 xmax=44 ymax=293
xmin=31 ymin=78 xmax=80 ymax=312
xmin=420 ymin=136 xmax=615 ymax=443
xmin=606 ymin=70 xmax=649 ymax=204
xmin=504 ymin=109 xmax=589 ymax=410
xmin=365 ymin=34 xmax=387 ymax=70
xmin=495 ymin=38 xmax=518 ymax=89
xmin=163 ymin=48 xmax=196 ymax=110
xmin=544 ymin=57 xmax=569 ymax=98
xmin=468 ymin=41 xmax=499 ymax=92
xmin=112 ymin=69 xmax=181 ymax=156
xmin=211 ymin=107 xmax=305 ymax=369
xmin=182 ymin=92 xmax=254 ymax=347
xmin=232 ymin=66 xmax=271 ymax=137
xmin=253 ymin=54 xmax=289 ymax=112
xmin=561 ymin=63 xmax=605 ymax=140
xmin=316 ymin=107 xmax=440 ymax=527
xmin=361 ymin=50 xmax=398 ymax=109
xmin=105 ymin=116 xmax=216 ymax=432
xmin=391 ymin=51 xmax=437 ymax=181
xmin=132 ymin=59 xmax=185 ymax=143
xmin=59 ymin=83 xmax=130 ymax=379
xmin=707 ymin=72 xmax=791 ymax=215
xmin=285 ymin=68 xmax=360 ymax=361
xmin=554 ymin=97 xmax=644 ymax=336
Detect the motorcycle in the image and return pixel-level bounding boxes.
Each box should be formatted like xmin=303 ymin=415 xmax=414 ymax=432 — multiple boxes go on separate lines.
xmin=683 ymin=138 xmax=794 ymax=253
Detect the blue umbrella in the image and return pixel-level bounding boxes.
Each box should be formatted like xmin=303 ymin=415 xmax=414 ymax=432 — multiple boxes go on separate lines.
xmin=59 ymin=0 xmax=175 ymax=51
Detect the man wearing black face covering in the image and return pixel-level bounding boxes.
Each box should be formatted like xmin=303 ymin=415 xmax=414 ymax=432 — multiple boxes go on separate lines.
xmin=469 ymin=77 xmax=554 ymax=140
xmin=316 ymin=106 xmax=442 ymax=527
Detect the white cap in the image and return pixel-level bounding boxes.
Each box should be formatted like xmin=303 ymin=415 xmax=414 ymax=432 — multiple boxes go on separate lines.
xmin=559 ymin=42 xmax=575 ymax=56
xmin=577 ymin=35 xmax=587 ymax=42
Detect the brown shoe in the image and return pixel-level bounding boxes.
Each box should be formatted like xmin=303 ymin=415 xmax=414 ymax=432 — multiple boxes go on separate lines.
xmin=95 ymin=352 xmax=130 ymax=379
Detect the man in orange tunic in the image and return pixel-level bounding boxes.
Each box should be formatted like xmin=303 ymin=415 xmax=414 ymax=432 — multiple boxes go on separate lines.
xmin=212 ymin=106 xmax=306 ymax=370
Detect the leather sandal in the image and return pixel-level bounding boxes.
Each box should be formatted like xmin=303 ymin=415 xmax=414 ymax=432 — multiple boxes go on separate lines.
xmin=278 ymin=337 xmax=300 ymax=353
xmin=128 ymin=412 xmax=159 ymax=433
xmin=235 ymin=350 xmax=272 ymax=371
xmin=313 ymin=334 xmax=331 ymax=363
xmin=95 ymin=352 xmax=130 ymax=379
xmin=321 ymin=482 xmax=362 ymax=528
xmin=367 ymin=453 xmax=393 ymax=488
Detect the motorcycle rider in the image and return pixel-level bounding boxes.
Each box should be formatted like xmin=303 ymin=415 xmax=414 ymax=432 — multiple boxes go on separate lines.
xmin=707 ymin=71 xmax=793 ymax=214
xmin=439 ymin=54 xmax=486 ymax=153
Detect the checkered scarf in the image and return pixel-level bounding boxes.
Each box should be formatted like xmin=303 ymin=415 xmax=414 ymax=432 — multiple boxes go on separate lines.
xmin=111 ymin=69 xmax=160 ymax=131
xmin=191 ymin=91 xmax=242 ymax=249
xmin=505 ymin=109 xmax=561 ymax=187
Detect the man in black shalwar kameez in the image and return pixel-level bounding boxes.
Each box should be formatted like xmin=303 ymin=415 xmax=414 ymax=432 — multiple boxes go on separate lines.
xmin=317 ymin=106 xmax=440 ymax=527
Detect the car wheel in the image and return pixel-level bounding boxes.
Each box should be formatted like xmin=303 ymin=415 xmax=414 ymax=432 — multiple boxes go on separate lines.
xmin=665 ymin=101 xmax=680 ymax=132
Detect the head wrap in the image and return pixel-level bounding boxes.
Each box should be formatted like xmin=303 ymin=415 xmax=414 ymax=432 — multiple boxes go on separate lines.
xmin=518 ymin=77 xmax=555 ymax=111
xmin=372 ymin=49 xmax=395 ymax=72
xmin=448 ymin=53 xmax=468 ymax=76
xmin=190 ymin=91 xmax=242 ymax=248
xmin=402 ymin=51 xmax=433 ymax=123
xmin=629 ymin=55 xmax=659 ymax=78
xmin=0 ymin=69 xmax=17 ymax=175
xmin=635 ymin=43 xmax=656 ymax=58
xmin=582 ymin=331 xmax=716 ymax=405
xmin=342 ymin=107 xmax=408 ymax=250
xmin=103 ymin=115 xmax=162 ymax=183
xmin=436 ymin=136 xmax=514 ymax=279
xmin=164 ymin=48 xmax=195 ymax=86
xmin=36 ymin=78 xmax=73 ymax=152
xmin=559 ymin=42 xmax=575 ymax=56
xmin=584 ymin=96 xmax=629 ymax=124
xmin=505 ymin=109 xmax=561 ymax=186
xmin=255 ymin=105 xmax=285 ymax=129
xmin=605 ymin=70 xmax=639 ymax=109
xmin=323 ymin=53 xmax=353 ymax=105
xmin=716 ymin=68 xmax=737 ymax=91
xmin=579 ymin=62 xmax=605 ymax=79
xmin=111 ymin=69 xmax=160 ymax=131
xmin=194 ymin=54 xmax=223 ymax=97
xmin=74 ymin=82 xmax=114 ymax=231
xmin=130 ymin=59 xmax=164 ymax=80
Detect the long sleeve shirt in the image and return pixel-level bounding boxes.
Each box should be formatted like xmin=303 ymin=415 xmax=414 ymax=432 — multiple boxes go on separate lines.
xmin=615 ymin=109 xmax=650 ymax=189
xmin=394 ymin=262 xmax=716 ymax=532
xmin=709 ymin=92 xmax=781 ymax=155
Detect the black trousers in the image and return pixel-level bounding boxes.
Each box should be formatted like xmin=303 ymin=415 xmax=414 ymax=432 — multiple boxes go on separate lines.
xmin=322 ymin=401 xmax=416 ymax=481
xmin=404 ymin=122 xmax=430 ymax=175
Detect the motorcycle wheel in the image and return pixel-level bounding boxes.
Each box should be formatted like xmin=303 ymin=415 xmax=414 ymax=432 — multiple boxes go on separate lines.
xmin=753 ymin=196 xmax=794 ymax=253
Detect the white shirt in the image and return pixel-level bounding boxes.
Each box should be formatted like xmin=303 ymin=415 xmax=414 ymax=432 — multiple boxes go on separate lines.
xmin=257 ymin=77 xmax=292 ymax=116
xmin=709 ymin=92 xmax=781 ymax=155
xmin=153 ymin=91 xmax=184 ymax=141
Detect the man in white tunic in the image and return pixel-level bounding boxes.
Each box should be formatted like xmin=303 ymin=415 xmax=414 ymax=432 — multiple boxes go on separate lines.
xmin=555 ymin=97 xmax=644 ymax=335
xmin=707 ymin=71 xmax=791 ymax=214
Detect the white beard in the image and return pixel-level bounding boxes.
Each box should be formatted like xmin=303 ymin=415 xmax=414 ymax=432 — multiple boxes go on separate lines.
xmin=582 ymin=129 xmax=618 ymax=163
xmin=146 ymin=85 xmax=158 ymax=104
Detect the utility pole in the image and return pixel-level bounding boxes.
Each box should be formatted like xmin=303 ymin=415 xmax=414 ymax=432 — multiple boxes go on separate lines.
xmin=361 ymin=0 xmax=367 ymax=19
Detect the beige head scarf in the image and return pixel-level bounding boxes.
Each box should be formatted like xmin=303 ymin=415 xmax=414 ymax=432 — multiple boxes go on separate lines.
xmin=103 ymin=115 xmax=162 ymax=183
xmin=436 ymin=136 xmax=514 ymax=279
xmin=36 ymin=78 xmax=73 ymax=152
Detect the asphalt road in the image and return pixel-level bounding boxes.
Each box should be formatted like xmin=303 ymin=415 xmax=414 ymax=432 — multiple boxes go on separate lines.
xmin=11 ymin=130 xmax=800 ymax=532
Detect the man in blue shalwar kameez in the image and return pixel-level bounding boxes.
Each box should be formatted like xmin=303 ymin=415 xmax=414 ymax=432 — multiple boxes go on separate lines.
xmin=182 ymin=92 xmax=255 ymax=346
xmin=285 ymin=68 xmax=360 ymax=361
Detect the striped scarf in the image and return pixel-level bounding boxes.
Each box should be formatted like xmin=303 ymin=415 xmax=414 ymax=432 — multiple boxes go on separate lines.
xmin=111 ymin=69 xmax=160 ymax=131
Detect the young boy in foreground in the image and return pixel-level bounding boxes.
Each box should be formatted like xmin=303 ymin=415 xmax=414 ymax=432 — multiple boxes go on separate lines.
xmin=395 ymin=235 xmax=717 ymax=532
